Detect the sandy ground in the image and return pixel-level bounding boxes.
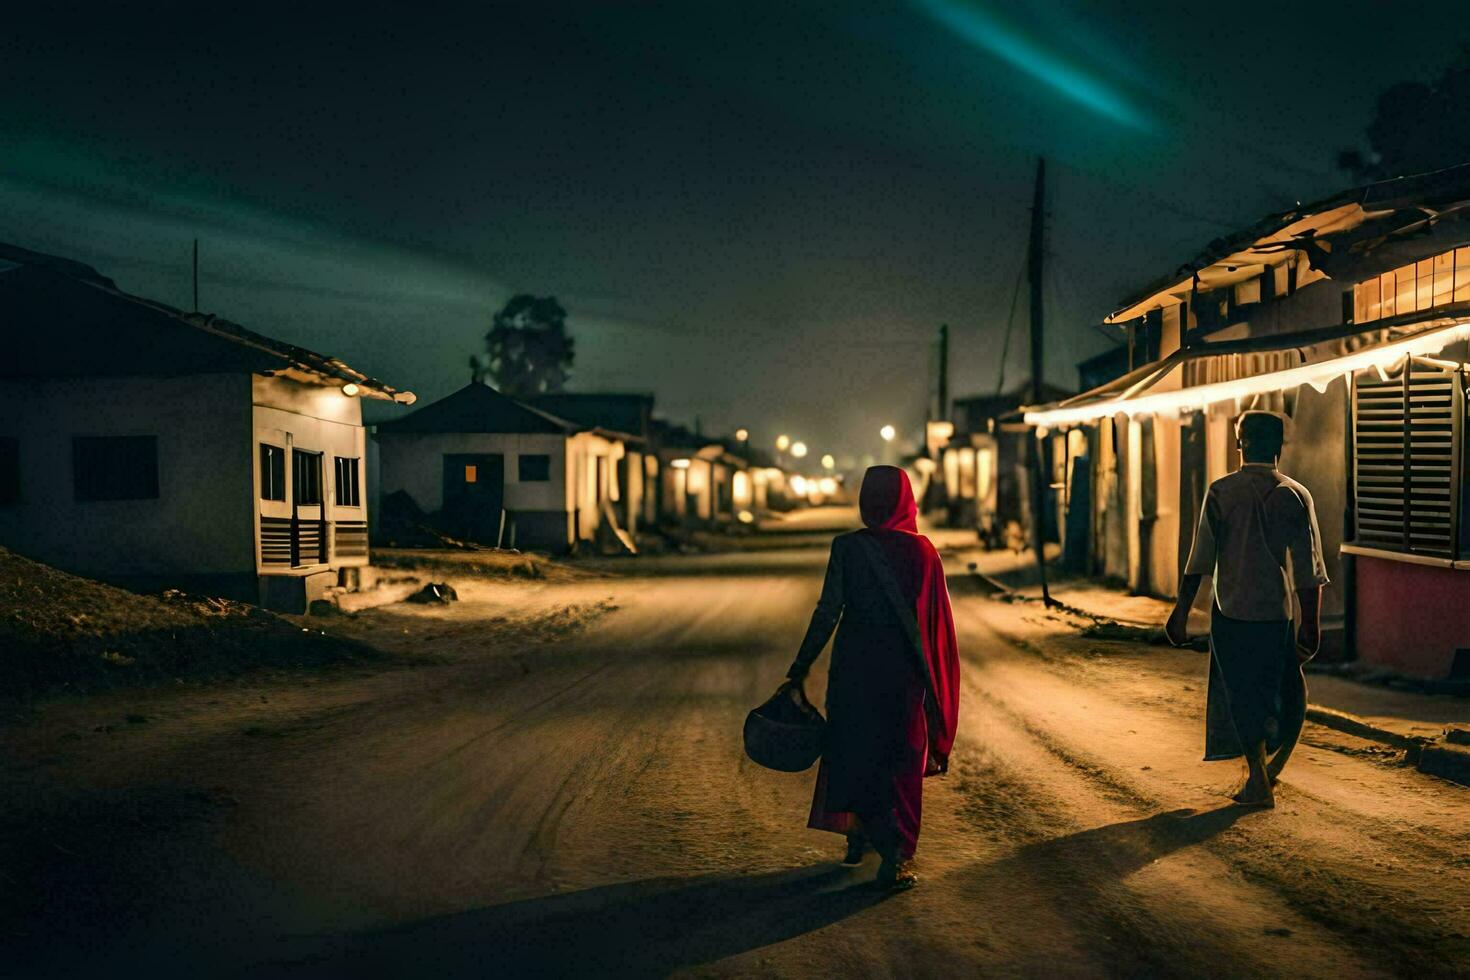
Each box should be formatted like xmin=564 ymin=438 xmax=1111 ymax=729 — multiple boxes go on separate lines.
xmin=1 ymin=525 xmax=1467 ymax=978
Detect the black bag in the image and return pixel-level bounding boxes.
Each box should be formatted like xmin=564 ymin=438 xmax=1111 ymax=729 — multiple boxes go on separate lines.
xmin=743 ymin=682 xmax=826 ymax=772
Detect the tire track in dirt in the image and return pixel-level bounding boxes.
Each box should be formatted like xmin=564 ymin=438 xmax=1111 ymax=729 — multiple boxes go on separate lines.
xmin=958 ymin=680 xmax=1390 ymax=979
xmin=961 ymin=603 xmax=1468 ymax=976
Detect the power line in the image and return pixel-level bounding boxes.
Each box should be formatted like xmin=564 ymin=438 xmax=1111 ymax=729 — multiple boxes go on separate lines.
xmin=994 ymin=251 xmax=1027 ymax=396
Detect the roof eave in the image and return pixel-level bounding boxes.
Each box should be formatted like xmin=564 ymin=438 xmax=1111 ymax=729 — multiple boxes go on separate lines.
xmin=1104 ymin=162 xmax=1470 ymax=326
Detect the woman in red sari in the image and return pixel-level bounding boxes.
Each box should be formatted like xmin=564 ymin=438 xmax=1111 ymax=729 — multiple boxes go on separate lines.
xmin=784 ymin=465 xmax=961 ymax=890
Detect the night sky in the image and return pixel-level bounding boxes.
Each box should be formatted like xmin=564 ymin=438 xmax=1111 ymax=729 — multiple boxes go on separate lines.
xmin=3 ymin=1 xmax=1466 ymax=463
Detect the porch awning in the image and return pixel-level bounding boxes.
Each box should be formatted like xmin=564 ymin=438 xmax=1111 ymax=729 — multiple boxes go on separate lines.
xmin=1023 ymin=316 xmax=1470 ymax=429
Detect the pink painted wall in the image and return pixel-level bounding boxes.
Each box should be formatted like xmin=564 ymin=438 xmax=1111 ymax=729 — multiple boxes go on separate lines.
xmin=1355 ymin=555 xmax=1470 ymax=678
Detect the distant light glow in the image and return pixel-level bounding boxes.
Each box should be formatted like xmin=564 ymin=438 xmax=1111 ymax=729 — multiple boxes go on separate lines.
xmin=821 ymin=454 xmax=835 ymax=469
xmin=880 ymin=424 xmax=896 ymax=442
xmin=775 ymin=434 xmax=791 ymax=452
xmin=791 ymin=441 xmax=808 ymax=458
xmin=735 ymin=428 xmax=749 ymax=442
xmin=671 ymin=457 xmax=692 ymax=469
xmin=912 ymin=0 xmax=1150 ymax=130
xmin=790 ymin=475 xmax=808 ymax=496
xmin=818 ymin=477 xmax=838 ymax=495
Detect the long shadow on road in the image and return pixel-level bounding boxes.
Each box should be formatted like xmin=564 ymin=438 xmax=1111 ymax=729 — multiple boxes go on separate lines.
xmin=273 ymin=810 xmax=1248 ymax=979
xmin=968 ymin=805 xmax=1248 ymax=884
xmin=271 ymin=864 xmax=882 ymax=978
xmin=944 ymin=805 xmax=1251 ymax=976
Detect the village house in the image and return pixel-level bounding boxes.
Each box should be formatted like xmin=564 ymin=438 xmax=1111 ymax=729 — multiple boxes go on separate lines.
xmin=0 ymin=244 xmax=415 ymax=612
xmin=932 ymin=383 xmax=1072 ymax=549
xmin=1024 ymin=163 xmax=1470 ymax=679
xmin=526 ymin=392 xmax=657 ymax=538
xmin=723 ymin=441 xmax=786 ymax=517
xmin=652 ymin=421 xmax=749 ymax=527
xmin=374 ymin=383 xmax=636 ymax=554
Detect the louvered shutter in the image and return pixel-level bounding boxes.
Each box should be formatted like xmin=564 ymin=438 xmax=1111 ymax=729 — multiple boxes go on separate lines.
xmin=1352 ymin=357 xmax=1463 ymax=558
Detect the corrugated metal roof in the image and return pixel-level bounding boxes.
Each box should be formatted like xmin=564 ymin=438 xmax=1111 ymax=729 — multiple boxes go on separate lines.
xmin=1107 ymin=162 xmax=1470 ymax=324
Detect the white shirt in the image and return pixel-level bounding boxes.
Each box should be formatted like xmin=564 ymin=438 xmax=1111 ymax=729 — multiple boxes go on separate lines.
xmin=1183 ymin=464 xmax=1330 ymax=622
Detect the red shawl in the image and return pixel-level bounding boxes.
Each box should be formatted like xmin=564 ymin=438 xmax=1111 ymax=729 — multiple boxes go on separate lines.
xmin=859 ymin=466 xmax=961 ymax=772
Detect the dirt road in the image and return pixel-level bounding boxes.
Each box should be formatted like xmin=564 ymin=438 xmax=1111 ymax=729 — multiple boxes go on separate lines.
xmin=2 ymin=539 xmax=1466 ymax=978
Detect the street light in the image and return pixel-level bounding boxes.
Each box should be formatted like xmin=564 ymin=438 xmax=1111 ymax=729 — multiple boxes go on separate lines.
xmin=775 ymin=434 xmax=791 ymax=452
xmin=735 ymin=428 xmax=749 ymax=442
xmin=880 ymin=424 xmax=896 ymax=442
xmin=821 ymin=454 xmax=835 ymax=470
xmin=791 ymin=441 xmax=808 ymax=458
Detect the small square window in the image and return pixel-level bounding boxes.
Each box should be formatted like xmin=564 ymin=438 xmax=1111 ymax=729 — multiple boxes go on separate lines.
xmin=73 ymin=436 xmax=159 ymax=502
xmin=464 ymin=464 xmax=478 ymax=484
xmin=518 ymin=454 xmax=551 ymax=482
xmin=260 ymin=444 xmax=286 ymax=501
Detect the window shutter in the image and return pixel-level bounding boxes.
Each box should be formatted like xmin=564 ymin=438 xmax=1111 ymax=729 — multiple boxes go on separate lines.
xmin=1352 ymin=357 xmax=1462 ymax=558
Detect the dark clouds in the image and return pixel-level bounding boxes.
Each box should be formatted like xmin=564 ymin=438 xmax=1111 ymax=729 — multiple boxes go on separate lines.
xmin=2 ymin=1 xmax=1466 ymax=458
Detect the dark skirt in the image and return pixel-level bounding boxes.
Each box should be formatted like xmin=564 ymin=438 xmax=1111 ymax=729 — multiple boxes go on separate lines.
xmin=1204 ymin=606 xmax=1306 ymax=761
xmin=808 ymin=618 xmax=927 ymax=854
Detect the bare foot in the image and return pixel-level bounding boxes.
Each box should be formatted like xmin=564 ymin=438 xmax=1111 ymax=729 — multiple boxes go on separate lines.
xmin=1231 ymin=775 xmax=1279 ymax=802
xmin=1233 ymin=779 xmax=1276 ymax=808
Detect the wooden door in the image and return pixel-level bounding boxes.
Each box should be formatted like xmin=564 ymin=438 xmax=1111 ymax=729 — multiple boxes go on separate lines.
xmin=442 ymin=453 xmax=505 ymax=545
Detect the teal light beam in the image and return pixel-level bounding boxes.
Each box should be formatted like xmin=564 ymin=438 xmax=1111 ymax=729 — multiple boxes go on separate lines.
xmin=912 ymin=0 xmax=1151 ymax=130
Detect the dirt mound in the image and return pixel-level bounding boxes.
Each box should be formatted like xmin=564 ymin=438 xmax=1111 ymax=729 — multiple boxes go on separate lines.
xmin=0 ymin=547 xmax=377 ymax=699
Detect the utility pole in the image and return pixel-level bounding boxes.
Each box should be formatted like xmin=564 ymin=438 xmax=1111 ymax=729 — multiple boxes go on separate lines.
xmin=192 ymin=238 xmax=199 ymax=313
xmin=1027 ymin=158 xmax=1056 ymax=607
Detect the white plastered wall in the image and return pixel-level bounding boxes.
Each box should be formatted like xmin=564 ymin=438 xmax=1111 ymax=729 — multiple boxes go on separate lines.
xmin=252 ymin=376 xmax=368 ymax=570
xmin=375 ymin=431 xmax=570 ymax=514
xmin=0 ymin=373 xmax=254 ymax=578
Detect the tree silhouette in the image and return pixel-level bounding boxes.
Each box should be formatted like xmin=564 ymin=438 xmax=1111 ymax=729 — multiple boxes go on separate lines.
xmin=482 ymin=295 xmax=575 ymax=397
xmin=1339 ymin=49 xmax=1470 ymax=181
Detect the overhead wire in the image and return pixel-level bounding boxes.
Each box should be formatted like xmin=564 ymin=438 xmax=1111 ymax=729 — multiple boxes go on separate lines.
xmin=993 ymin=249 xmax=1028 ymax=396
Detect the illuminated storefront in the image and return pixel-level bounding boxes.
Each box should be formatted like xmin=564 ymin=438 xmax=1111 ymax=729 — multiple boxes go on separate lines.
xmin=1024 ymin=163 xmax=1470 ymax=678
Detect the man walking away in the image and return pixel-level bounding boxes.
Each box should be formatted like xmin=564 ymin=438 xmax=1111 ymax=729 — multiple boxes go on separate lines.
xmin=1165 ymin=411 xmax=1329 ymax=808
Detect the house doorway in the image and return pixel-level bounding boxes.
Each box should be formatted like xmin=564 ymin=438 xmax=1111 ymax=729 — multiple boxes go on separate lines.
xmin=442 ymin=453 xmax=505 ymax=544
xmin=291 ymin=448 xmax=326 ymax=566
